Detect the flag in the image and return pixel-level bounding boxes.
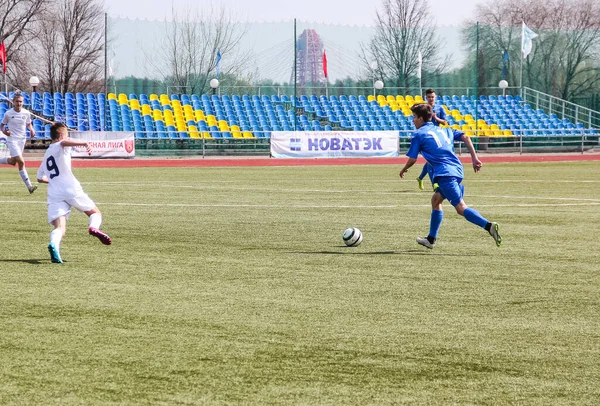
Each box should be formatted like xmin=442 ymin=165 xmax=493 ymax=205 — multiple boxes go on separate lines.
xmin=417 ymin=51 xmax=422 ymax=79
xmin=521 ymin=22 xmax=538 ymax=58
xmin=502 ymin=50 xmax=509 ymax=79
xmin=322 ymin=49 xmax=328 ymax=79
xmin=215 ymin=49 xmax=222 ymax=79
xmin=0 ymin=42 xmax=6 ymax=74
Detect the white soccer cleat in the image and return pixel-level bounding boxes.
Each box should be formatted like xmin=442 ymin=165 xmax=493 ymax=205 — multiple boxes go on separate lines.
xmin=489 ymin=222 xmax=502 ymax=247
xmin=416 ymin=237 xmax=435 ymax=249
xmin=28 ymin=185 xmax=38 ymax=194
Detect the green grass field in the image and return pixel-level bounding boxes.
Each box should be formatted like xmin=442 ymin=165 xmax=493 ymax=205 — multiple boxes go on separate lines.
xmin=1 ymin=161 xmax=599 ymax=405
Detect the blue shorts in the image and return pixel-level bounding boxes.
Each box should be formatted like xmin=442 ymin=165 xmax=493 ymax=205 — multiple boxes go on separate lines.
xmin=435 ymin=176 xmax=465 ymax=207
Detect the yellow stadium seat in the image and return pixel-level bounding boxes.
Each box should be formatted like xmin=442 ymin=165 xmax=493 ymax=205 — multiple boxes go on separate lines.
xmin=242 ymin=131 xmax=254 ymax=138
xmin=503 ymin=129 xmax=513 ymax=136
xmin=490 ymin=123 xmax=500 ymax=130
xmin=367 ymin=95 xmax=376 ymax=102
xmin=141 ymin=105 xmax=152 ymax=115
xmin=414 ymin=95 xmax=424 ymax=103
xmin=405 ymin=95 xmax=414 ymax=103
xmin=149 ymin=94 xmax=159 ymax=101
xmin=188 ymin=126 xmax=200 ymax=138
xmin=386 ymin=95 xmax=396 ymax=102
xmin=107 ymin=93 xmax=117 ymax=100
xmin=194 ymin=110 xmax=205 ymax=121
xmin=396 ymin=95 xmax=405 ymax=102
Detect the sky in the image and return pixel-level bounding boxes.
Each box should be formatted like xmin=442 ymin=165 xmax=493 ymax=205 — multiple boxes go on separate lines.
xmin=103 ymin=0 xmax=484 ymax=81
xmin=103 ymin=0 xmax=481 ymax=27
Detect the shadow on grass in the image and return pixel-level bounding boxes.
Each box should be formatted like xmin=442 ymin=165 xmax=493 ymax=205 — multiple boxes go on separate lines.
xmin=0 ymin=258 xmax=49 ymax=265
xmin=288 ymin=249 xmax=477 ymax=257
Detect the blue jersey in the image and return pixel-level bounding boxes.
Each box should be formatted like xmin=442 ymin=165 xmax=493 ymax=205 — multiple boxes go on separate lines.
xmin=432 ymin=105 xmax=446 ymax=126
xmin=406 ymin=122 xmax=465 ymax=180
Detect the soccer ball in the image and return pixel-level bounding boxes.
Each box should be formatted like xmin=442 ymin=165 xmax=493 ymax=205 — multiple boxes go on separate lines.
xmin=342 ymin=227 xmax=363 ymax=247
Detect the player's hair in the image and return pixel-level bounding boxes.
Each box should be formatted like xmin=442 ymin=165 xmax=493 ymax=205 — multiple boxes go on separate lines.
xmin=425 ymin=88 xmax=436 ymax=96
xmin=50 ymin=122 xmax=67 ymax=140
xmin=411 ymin=103 xmax=433 ymax=122
xmin=12 ymin=93 xmax=24 ymax=101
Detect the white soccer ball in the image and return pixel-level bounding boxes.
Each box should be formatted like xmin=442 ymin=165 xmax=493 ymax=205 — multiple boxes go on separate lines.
xmin=343 ymin=227 xmax=363 ymax=247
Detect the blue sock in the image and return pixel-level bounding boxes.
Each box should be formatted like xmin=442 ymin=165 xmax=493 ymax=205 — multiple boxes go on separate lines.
xmin=418 ymin=165 xmax=428 ymax=180
xmin=429 ymin=210 xmax=443 ymax=238
xmin=464 ymin=207 xmax=489 ymax=229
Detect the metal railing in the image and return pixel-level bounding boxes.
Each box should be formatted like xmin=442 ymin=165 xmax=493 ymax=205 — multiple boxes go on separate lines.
xmin=522 ymin=87 xmax=600 ymax=129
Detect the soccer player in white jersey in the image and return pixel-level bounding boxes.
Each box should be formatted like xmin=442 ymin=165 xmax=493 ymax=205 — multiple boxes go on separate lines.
xmin=36 ymin=122 xmax=112 ymax=264
xmin=0 ymin=93 xmax=38 ymax=193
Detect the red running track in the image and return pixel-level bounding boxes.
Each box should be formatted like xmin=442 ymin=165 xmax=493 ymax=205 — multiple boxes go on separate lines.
xmin=24 ymin=153 xmax=600 ymax=168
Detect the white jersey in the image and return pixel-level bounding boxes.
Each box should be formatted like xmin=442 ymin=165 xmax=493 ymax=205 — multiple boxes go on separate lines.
xmin=1 ymin=108 xmax=32 ymax=139
xmin=37 ymin=140 xmax=85 ymax=203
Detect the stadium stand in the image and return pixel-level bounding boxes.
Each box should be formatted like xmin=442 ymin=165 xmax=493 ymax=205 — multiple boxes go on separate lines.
xmin=10 ymin=91 xmax=598 ymax=140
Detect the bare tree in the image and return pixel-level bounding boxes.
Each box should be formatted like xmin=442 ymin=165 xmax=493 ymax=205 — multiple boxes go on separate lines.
xmin=362 ymin=0 xmax=448 ymax=94
xmin=0 ymin=0 xmax=46 ymax=89
xmin=147 ymin=4 xmax=249 ymax=95
xmin=33 ymin=0 xmax=104 ymax=94
xmin=464 ymin=0 xmax=600 ymax=100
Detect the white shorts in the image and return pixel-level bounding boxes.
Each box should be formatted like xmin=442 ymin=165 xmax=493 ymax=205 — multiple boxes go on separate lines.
xmin=6 ymin=137 xmax=26 ymax=157
xmin=47 ymin=194 xmax=96 ymax=223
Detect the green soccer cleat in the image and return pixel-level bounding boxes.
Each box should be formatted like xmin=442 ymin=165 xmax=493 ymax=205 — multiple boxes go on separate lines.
xmin=417 ymin=177 xmax=424 ymax=190
xmin=489 ymin=222 xmax=502 ymax=247
xmin=433 ymin=183 xmax=439 ymax=192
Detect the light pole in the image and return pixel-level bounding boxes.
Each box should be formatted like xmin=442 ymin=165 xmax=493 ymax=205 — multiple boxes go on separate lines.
xmin=209 ymin=78 xmax=220 ymax=96
xmin=29 ymin=76 xmax=40 ymax=94
xmin=369 ymin=61 xmax=378 ymax=97
xmin=498 ymin=80 xmax=508 ymax=97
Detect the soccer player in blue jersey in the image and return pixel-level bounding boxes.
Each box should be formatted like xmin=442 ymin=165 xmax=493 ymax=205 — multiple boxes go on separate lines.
xmin=416 ymin=88 xmax=447 ymax=191
xmin=400 ymin=103 xmax=501 ymax=249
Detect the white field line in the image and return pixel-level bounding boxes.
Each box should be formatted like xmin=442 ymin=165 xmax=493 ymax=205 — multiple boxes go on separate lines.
xmin=1 ymin=200 xmax=599 ymax=209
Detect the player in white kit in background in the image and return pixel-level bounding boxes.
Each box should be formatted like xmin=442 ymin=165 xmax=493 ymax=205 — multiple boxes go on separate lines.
xmin=0 ymin=93 xmax=38 ymax=193
xmin=36 ymin=122 xmax=112 ymax=264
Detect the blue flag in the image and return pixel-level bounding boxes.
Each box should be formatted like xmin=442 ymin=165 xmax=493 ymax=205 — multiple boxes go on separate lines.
xmin=502 ymin=50 xmax=509 ymax=80
xmin=216 ymin=49 xmax=222 ymax=79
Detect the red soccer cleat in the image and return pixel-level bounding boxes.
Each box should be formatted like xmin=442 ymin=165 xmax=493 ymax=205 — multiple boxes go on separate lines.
xmin=89 ymin=227 xmax=112 ymax=245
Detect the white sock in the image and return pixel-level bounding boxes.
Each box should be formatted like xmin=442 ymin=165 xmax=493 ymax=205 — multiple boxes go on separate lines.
xmin=50 ymin=228 xmax=63 ymax=248
xmin=0 ymin=157 xmax=8 ymax=164
xmin=89 ymin=213 xmax=102 ymax=229
xmin=19 ymin=169 xmax=32 ymax=188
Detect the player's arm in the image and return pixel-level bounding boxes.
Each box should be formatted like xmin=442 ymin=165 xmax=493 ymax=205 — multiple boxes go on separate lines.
xmin=438 ymin=108 xmax=448 ymax=126
xmin=460 ymin=133 xmax=482 ymax=172
xmin=399 ymin=157 xmax=417 ymax=178
xmin=27 ymin=121 xmax=35 ymax=138
xmin=62 ymin=138 xmax=92 ymax=155
xmin=36 ymin=165 xmax=48 ymax=183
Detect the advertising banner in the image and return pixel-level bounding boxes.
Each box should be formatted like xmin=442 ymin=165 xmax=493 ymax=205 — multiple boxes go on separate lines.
xmin=271 ymin=131 xmax=399 ymax=158
xmin=70 ymin=132 xmax=135 ymax=158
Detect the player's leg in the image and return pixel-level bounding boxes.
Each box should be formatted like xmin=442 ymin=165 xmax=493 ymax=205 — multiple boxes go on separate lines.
xmin=76 ymin=195 xmax=112 ymax=245
xmin=47 ymin=205 xmax=68 ymax=264
xmin=417 ymin=191 xmax=444 ymax=249
xmin=7 ymin=139 xmax=36 ymax=193
xmin=86 ymin=208 xmax=112 ymax=245
xmin=416 ymin=165 xmax=428 ymax=190
xmin=451 ymin=184 xmax=502 ymax=247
